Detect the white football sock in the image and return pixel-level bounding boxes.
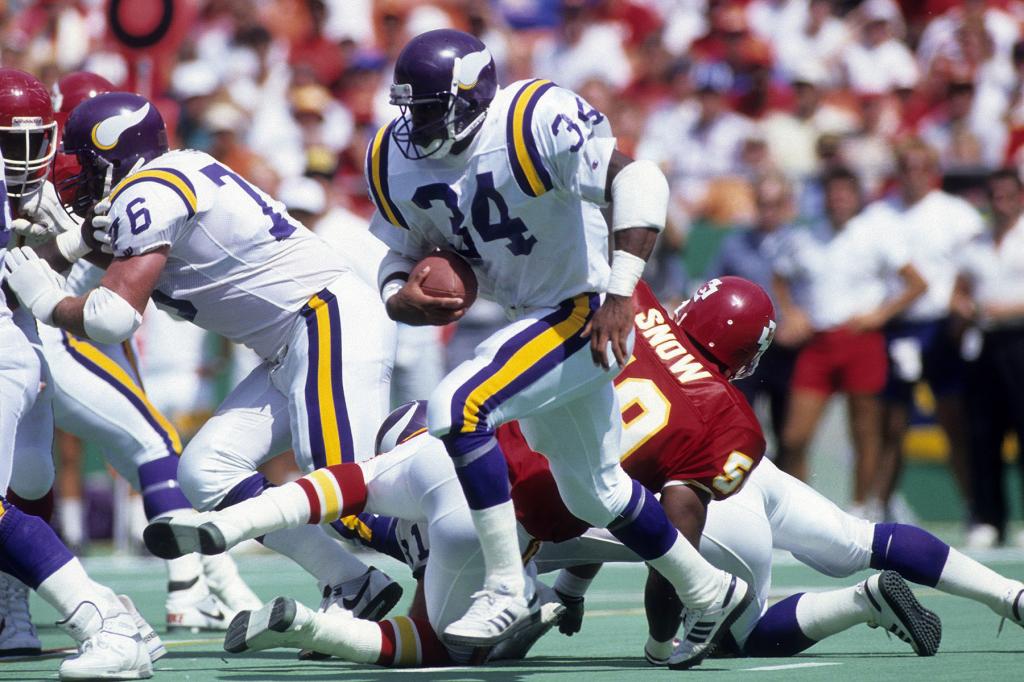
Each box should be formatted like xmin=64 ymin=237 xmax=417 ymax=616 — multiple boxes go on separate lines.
xmin=305 ymin=612 xmax=383 ymax=663
xmin=261 ymin=525 xmax=368 ymax=586
xmin=647 ymin=532 xmax=722 ymax=609
xmin=57 ymin=497 xmax=85 ymax=548
xmin=553 ymin=569 xmax=594 ymax=599
xmin=36 ymin=559 xmax=121 ymax=620
xmin=937 ymin=547 xmax=1023 ymax=616
xmin=794 ymin=583 xmax=872 ymax=641
xmin=469 ymin=500 xmax=526 ymax=596
xmin=213 ymin=483 xmax=314 ymax=547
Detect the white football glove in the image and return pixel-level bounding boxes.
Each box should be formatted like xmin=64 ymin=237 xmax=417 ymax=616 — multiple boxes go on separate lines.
xmin=9 ymin=217 xmax=57 ymax=247
xmin=20 ymin=181 xmax=83 ymax=236
xmin=2 ymin=246 xmax=67 ymax=325
xmin=90 ymin=199 xmax=115 ymax=254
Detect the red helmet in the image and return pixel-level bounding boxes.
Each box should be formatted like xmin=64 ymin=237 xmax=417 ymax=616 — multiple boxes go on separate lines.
xmin=0 ymin=68 xmax=57 ymax=198
xmin=52 ymin=71 xmax=115 ymax=120
xmin=673 ymin=276 xmax=777 ymax=380
xmin=50 ymin=72 xmax=117 ymax=208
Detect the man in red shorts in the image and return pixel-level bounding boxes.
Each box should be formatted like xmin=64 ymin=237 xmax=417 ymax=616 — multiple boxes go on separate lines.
xmin=770 ymin=167 xmax=926 ymax=515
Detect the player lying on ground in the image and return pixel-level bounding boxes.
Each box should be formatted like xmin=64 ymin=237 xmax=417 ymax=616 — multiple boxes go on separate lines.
xmin=149 ymin=400 xmax=568 ymax=668
xmin=144 ymin=277 xmax=773 ymax=668
xmin=0 ymin=67 xmax=259 ymax=640
xmin=1 ymin=90 xmax=405 ymax=624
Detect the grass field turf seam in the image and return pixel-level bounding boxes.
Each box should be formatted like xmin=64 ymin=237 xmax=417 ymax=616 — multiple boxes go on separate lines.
xmin=2 ymin=552 xmax=1023 ymax=680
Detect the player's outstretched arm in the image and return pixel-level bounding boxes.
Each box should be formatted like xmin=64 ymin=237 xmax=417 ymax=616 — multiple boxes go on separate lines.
xmin=584 ymin=150 xmax=667 ymax=369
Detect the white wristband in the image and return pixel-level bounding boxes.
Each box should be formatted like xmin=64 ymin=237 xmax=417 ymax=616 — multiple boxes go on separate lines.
xmin=381 ymin=278 xmax=406 ymax=303
xmin=55 ymin=228 xmax=91 ymax=263
xmin=606 ymin=250 xmax=646 ymax=297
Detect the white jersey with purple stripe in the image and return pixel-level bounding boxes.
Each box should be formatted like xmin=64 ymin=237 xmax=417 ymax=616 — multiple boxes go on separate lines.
xmin=368 ymin=79 xmax=616 ymax=313
xmin=105 ymin=149 xmax=348 ymax=359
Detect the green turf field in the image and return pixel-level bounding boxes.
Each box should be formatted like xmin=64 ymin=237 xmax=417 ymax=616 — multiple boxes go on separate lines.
xmin=3 ymin=544 xmax=1023 ymax=681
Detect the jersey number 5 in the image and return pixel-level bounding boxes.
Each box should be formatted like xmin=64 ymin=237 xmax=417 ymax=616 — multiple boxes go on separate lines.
xmin=615 ymin=377 xmax=754 ymax=495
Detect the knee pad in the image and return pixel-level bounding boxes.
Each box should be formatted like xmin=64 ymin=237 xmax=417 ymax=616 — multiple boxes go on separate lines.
xmin=558 ymin=471 xmax=633 ymax=529
xmin=9 ymin=449 xmax=54 ymax=501
xmin=426 ymin=384 xmax=458 ymax=438
xmin=176 ymin=445 xmax=210 ymax=510
xmin=791 ymin=513 xmax=874 ymax=578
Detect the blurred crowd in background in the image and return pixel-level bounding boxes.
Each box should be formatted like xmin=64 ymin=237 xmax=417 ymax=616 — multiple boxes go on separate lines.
xmin=5 ymin=0 xmax=1024 ymax=551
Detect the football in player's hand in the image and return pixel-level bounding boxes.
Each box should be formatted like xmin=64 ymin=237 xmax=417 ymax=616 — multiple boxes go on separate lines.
xmin=412 ymin=251 xmax=478 ymax=308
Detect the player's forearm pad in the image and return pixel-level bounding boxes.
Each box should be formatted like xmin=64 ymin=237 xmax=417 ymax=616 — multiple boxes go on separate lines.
xmin=378 ymin=249 xmax=416 ymax=302
xmin=606 ymin=249 xmax=647 ymax=297
xmin=610 ymin=159 xmax=668 ymax=232
xmin=83 ymin=286 xmax=142 ymax=344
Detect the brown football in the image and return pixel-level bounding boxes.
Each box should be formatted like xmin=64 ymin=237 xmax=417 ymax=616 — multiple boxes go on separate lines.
xmin=412 ymin=251 xmax=478 ymax=307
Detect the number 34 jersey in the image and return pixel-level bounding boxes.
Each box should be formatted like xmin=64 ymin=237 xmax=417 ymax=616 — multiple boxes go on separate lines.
xmin=368 ymin=79 xmax=616 ymax=312
xmin=105 ymin=149 xmax=347 ymax=359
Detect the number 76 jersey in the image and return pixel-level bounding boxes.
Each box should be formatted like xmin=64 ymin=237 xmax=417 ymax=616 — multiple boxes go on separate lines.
xmin=615 ymin=282 xmax=766 ymax=500
xmin=105 ymin=149 xmax=347 ymax=359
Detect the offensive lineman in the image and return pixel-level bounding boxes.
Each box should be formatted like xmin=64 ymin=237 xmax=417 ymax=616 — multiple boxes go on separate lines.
xmin=1 ymin=91 xmax=403 ymax=622
xmin=367 ymin=28 xmax=749 ymax=660
xmin=1 ymin=67 xmax=259 ymax=634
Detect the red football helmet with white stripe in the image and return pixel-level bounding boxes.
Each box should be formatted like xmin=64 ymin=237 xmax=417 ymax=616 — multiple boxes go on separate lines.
xmin=673 ymin=276 xmax=777 ymax=380
xmin=0 ymin=68 xmax=57 ymax=198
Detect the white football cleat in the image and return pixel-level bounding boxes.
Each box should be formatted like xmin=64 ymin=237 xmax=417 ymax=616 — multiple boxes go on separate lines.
xmin=489 ymin=581 xmax=565 ymax=661
xmin=166 ymin=576 xmax=234 ymax=632
xmin=201 ymin=553 xmax=263 ymax=612
xmin=0 ymin=573 xmax=41 ymax=657
xmin=117 ymin=595 xmax=165 ymax=662
xmin=57 ymin=601 xmax=152 ymax=680
xmin=864 ymin=570 xmax=942 ymax=656
xmin=224 ymin=597 xmax=315 ymax=654
xmin=442 ymin=584 xmax=539 ymax=648
xmin=297 ymin=566 xmax=403 ymax=660
xmin=667 ymin=573 xmax=753 ymax=670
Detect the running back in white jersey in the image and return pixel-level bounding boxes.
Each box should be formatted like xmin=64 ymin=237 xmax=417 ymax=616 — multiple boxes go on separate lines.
xmin=368 ymin=80 xmax=615 ymax=312
xmin=105 ymin=150 xmax=347 ymax=358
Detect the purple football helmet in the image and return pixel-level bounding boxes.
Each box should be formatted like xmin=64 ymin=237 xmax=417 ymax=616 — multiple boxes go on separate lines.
xmin=374 ymin=401 xmax=428 ymax=454
xmin=390 ymin=29 xmax=497 ymax=160
xmin=61 ymin=92 xmax=168 ymax=214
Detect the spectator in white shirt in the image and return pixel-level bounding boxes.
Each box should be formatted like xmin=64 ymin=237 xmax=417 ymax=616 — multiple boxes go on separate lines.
xmin=872 ymin=139 xmax=984 ymax=522
xmin=772 ymin=167 xmax=926 ymax=509
xmin=637 ymin=62 xmax=755 ymax=226
xmin=919 ymin=71 xmax=1008 ymax=172
xmin=952 ymin=168 xmax=1024 ymax=547
xmin=841 ymin=0 xmax=918 ymax=94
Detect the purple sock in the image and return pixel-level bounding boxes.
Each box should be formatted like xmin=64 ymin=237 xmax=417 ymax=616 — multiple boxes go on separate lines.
xmin=441 ymin=431 xmax=511 ymax=510
xmin=138 ymin=455 xmax=191 ymax=519
xmin=743 ymin=593 xmax=816 ymax=657
xmin=870 ymin=523 xmax=949 ymax=588
xmin=216 ymin=472 xmax=272 ymax=510
xmin=606 ymin=480 xmax=676 ymax=561
xmin=0 ymin=497 xmax=74 ymax=589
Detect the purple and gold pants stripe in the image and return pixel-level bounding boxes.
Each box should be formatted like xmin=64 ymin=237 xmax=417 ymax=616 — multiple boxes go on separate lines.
xmin=449 ymin=293 xmax=597 ymax=435
xmin=301 ymin=289 xmax=354 ymax=468
xmin=61 ymin=333 xmax=182 ymax=456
